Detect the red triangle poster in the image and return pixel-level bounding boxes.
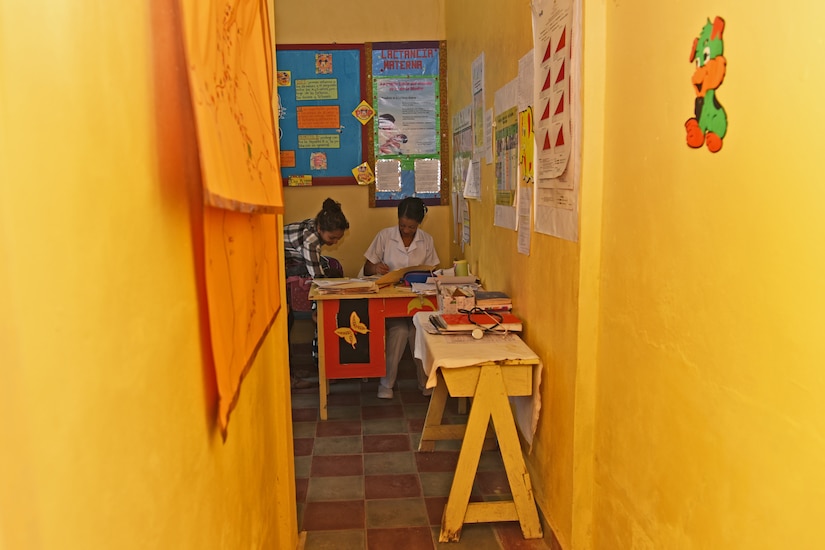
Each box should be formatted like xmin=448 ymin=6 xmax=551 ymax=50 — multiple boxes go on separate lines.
xmin=542 ymin=40 xmax=553 ymax=62
xmin=542 ymin=69 xmax=553 ymax=91
xmin=556 ymin=28 xmax=567 ymax=52
xmin=554 ymin=96 xmax=564 ymax=115
xmin=543 ymin=131 xmax=552 ymax=151
xmin=555 ymin=127 xmax=565 ymax=147
xmin=542 ymin=101 xmax=551 ymax=120
xmin=555 ymin=61 xmax=565 ymax=84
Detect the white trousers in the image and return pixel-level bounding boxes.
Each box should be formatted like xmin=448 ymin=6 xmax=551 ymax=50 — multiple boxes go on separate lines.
xmin=380 ymin=318 xmax=427 ymax=390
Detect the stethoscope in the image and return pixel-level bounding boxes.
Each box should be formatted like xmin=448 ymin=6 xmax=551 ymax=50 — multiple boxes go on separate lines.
xmin=429 ymin=308 xmax=507 ymax=339
xmin=458 ymin=307 xmax=506 ymax=339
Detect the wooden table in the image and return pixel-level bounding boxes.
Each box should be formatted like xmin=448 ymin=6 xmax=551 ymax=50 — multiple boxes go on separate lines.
xmin=309 ymin=284 xmax=438 ymax=420
xmin=413 ymin=312 xmax=543 ymax=542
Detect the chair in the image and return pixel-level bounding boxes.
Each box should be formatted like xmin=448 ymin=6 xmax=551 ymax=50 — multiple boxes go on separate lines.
xmin=286 ymin=257 xmax=343 ymax=364
xmin=286 ymin=275 xmax=314 ymax=321
xmin=285 ymin=256 xmax=343 ymax=320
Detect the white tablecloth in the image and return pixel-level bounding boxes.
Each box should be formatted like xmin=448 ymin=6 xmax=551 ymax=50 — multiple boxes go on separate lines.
xmin=412 ymin=312 xmax=543 ymax=451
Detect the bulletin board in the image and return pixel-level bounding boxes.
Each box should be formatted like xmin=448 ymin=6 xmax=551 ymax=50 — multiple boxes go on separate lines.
xmin=368 ymin=41 xmax=450 ymax=208
xmin=275 ymin=44 xmax=368 ymax=186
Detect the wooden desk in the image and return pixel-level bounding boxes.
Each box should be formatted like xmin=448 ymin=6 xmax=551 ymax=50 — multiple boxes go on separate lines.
xmin=413 ymin=313 xmax=543 ymax=542
xmin=309 ymin=284 xmax=438 ymax=420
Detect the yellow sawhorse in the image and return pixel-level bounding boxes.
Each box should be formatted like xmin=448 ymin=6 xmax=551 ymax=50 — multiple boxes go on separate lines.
xmin=418 ymin=361 xmax=543 ymax=542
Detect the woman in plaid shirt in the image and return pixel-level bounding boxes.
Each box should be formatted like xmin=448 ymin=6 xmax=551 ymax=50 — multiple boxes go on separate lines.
xmin=284 ymin=198 xmax=349 ymax=389
xmin=284 ymin=197 xmax=349 ymax=278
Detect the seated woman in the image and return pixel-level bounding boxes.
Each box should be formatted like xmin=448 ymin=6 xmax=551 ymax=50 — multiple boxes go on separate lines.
xmin=284 ymin=197 xmax=348 ymax=279
xmin=362 ymin=197 xmax=440 ymax=398
xmin=284 ymin=197 xmax=349 ymax=388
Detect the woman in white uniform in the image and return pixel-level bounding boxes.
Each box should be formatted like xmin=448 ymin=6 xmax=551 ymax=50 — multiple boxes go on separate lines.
xmin=362 ymin=197 xmax=440 ymax=399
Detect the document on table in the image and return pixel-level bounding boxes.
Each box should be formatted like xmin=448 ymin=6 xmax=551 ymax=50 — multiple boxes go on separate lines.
xmin=313 ymin=278 xmax=378 ymax=294
xmin=411 ymin=282 xmax=437 ymax=295
xmin=375 ymin=264 xmax=437 ymax=287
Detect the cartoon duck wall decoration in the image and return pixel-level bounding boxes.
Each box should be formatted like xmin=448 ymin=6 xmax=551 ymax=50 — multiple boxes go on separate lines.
xmin=686 ymin=16 xmax=727 ymax=153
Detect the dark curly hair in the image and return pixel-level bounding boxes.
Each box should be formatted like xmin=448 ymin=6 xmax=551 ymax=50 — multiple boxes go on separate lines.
xmin=316 ymin=198 xmax=350 ymax=232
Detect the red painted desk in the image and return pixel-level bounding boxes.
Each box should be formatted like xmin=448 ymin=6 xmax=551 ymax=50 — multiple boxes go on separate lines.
xmin=309 ymin=284 xmax=438 ymax=420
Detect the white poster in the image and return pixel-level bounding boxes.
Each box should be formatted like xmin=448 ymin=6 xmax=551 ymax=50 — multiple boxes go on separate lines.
xmin=532 ymin=0 xmax=572 ymax=181
xmin=532 ymin=0 xmax=580 ymax=242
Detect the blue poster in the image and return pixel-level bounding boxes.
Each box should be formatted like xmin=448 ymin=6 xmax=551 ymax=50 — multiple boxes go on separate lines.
xmin=275 ymin=46 xmax=365 ymax=185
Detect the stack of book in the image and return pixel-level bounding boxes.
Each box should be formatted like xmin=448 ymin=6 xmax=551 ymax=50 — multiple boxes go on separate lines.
xmin=473 ymin=290 xmax=512 ymax=311
xmin=429 ymin=310 xmax=523 ymax=333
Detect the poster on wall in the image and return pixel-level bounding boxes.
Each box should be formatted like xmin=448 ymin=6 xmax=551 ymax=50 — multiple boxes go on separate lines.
xmin=452 ymin=105 xmax=473 ymax=245
xmin=494 ymin=78 xmax=519 ymax=230
xmin=518 ymin=49 xmax=535 ymax=255
xmin=179 ymin=0 xmax=282 ymax=211
xmin=532 ymin=0 xmax=580 ymax=242
xmin=178 ymin=0 xmax=284 ymax=437
xmin=532 ymin=0 xmax=572 ymax=182
xmin=371 ymin=41 xmax=446 ymax=206
xmin=275 ymin=44 xmax=367 ymax=186
xmin=471 ymin=53 xmax=486 ymax=161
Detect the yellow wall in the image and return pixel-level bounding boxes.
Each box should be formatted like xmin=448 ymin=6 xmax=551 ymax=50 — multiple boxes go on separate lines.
xmin=446 ymin=0 xmax=825 ymax=548
xmin=594 ymin=3 xmax=825 ymax=549
xmin=0 ymin=3 xmax=296 ymax=549
xmin=273 ymin=0 xmax=450 ymax=277
xmin=446 ymin=1 xmax=825 ymax=550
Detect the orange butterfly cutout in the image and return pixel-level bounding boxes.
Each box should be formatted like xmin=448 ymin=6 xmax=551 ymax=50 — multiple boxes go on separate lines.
xmin=334 ymin=311 xmax=371 ymax=348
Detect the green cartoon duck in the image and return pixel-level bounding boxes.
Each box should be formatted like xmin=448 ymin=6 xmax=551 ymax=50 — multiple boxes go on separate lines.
xmin=686 ymin=16 xmax=727 ymax=153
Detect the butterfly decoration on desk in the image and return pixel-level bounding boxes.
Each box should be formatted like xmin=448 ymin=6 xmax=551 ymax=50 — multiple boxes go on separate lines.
xmin=407 ymin=296 xmax=437 ymax=315
xmin=335 ymin=311 xmax=370 ymax=348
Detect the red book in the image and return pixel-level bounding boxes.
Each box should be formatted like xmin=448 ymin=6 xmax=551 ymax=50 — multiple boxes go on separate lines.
xmin=434 ymin=311 xmax=522 ymax=332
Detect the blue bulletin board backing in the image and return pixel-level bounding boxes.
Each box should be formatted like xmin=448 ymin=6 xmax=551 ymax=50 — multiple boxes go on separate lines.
xmin=275 ymin=44 xmax=367 ymax=186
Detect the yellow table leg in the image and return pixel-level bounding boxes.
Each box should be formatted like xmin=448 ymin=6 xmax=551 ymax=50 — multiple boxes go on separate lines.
xmin=486 ymin=368 xmax=543 ymax=539
xmin=439 ymin=368 xmax=493 ymax=542
xmin=419 ymin=371 xmax=465 ymax=452
xmin=316 ymin=300 xmax=328 ymax=421
xmin=439 ymin=364 xmax=542 ymax=542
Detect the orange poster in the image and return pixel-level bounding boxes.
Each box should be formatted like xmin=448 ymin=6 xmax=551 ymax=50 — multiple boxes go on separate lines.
xmin=179 ymin=0 xmax=284 ymax=212
xmin=178 ymin=0 xmax=285 ymax=436
xmin=297 ymin=105 xmax=341 ymax=129
xmin=204 ymin=207 xmax=280 ymax=435
xmin=280 ymin=150 xmax=296 ymax=168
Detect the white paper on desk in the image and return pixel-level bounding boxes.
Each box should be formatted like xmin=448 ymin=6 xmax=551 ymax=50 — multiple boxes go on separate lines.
xmin=434 ymin=275 xmax=477 ymax=285
xmin=314 ymin=278 xmax=373 ymax=288
xmin=411 ymin=282 xmax=437 ymax=294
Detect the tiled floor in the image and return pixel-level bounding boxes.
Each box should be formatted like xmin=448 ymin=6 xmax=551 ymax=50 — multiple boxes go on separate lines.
xmin=289 ymin=321 xmax=560 ymax=550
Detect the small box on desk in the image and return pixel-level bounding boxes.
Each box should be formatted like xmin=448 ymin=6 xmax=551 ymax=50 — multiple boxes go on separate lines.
xmin=436 ymin=282 xmax=475 ymax=314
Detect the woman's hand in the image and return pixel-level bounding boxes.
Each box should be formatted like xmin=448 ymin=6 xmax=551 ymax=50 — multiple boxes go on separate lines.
xmin=365 ymin=260 xmax=390 ymax=276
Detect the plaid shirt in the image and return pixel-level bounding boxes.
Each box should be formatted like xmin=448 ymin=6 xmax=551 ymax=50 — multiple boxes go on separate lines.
xmin=284 ymin=218 xmax=326 ymax=278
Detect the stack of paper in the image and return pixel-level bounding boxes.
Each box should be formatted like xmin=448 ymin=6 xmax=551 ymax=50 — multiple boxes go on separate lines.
xmin=313 ymin=279 xmax=378 ymax=294
xmin=410 ymin=282 xmax=437 ymax=295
